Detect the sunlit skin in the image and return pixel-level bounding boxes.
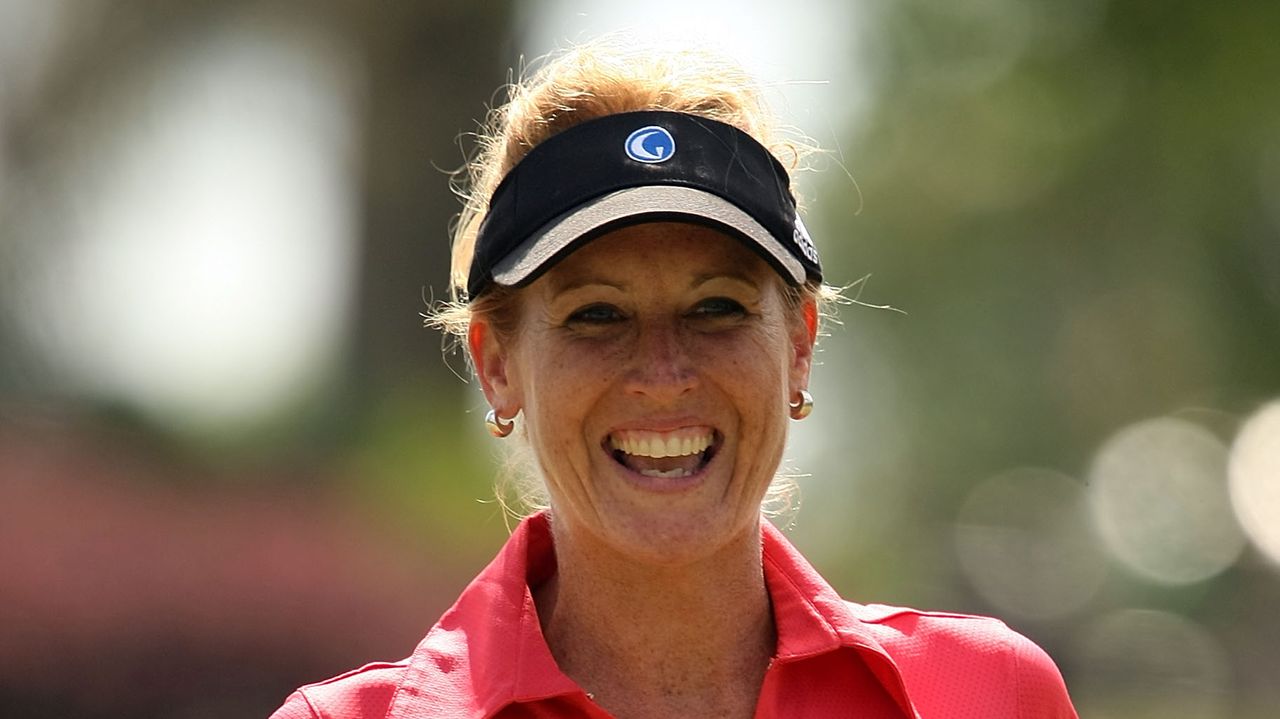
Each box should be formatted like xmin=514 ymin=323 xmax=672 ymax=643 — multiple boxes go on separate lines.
xmin=471 ymin=223 xmax=817 ymax=718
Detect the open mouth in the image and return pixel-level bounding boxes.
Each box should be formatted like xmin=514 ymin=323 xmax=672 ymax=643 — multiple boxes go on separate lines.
xmin=606 ymin=427 xmax=719 ymax=479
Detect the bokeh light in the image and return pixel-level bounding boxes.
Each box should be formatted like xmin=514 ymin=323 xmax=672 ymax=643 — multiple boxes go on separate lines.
xmin=14 ymin=20 xmax=359 ymax=432
xmin=518 ymin=0 xmax=868 ymax=155
xmin=1088 ymin=417 xmax=1246 ymax=584
xmin=1070 ymin=608 xmax=1232 ymax=719
xmin=954 ymin=467 xmax=1106 ymax=620
xmin=1228 ymin=400 xmax=1280 ymax=565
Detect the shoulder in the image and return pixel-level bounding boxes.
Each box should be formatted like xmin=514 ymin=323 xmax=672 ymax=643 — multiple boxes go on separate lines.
xmin=268 ymin=660 xmax=410 ymax=719
xmin=847 ymin=602 xmax=1078 ymax=718
xmin=850 ymin=602 xmax=1036 ymax=660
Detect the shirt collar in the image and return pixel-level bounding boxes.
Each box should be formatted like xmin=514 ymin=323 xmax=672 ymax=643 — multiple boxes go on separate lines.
xmin=760 ymin=519 xmax=920 ymax=718
xmin=388 ymin=512 xmax=918 ymax=719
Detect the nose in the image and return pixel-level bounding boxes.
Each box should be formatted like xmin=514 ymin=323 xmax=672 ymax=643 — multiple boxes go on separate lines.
xmin=623 ymin=321 xmax=698 ymax=402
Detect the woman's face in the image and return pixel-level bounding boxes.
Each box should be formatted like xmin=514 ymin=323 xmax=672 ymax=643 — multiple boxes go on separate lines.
xmin=473 ymin=222 xmax=815 ymax=565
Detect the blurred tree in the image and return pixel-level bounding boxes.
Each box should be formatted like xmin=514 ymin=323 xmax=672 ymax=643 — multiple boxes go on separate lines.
xmin=813 ymin=0 xmax=1280 ymax=713
xmin=830 ymin=0 xmax=1279 ymax=499
xmin=0 ymin=0 xmax=515 ymax=450
xmin=0 ymin=2 xmax=517 ymax=717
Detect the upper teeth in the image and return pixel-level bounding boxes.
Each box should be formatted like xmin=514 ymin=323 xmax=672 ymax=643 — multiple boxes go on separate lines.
xmin=609 ymin=430 xmax=713 ymax=458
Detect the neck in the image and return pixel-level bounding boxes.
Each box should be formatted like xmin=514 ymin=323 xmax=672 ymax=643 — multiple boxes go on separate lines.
xmin=533 ymin=517 xmax=775 ymax=719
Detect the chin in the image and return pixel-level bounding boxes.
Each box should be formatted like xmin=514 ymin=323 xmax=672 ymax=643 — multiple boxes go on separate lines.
xmin=591 ymin=501 xmax=760 ymax=567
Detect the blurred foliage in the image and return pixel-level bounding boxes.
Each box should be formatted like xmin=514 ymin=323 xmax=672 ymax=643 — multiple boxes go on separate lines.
xmin=801 ymin=0 xmax=1280 ymax=714
xmin=836 ymin=0 xmax=1279 ymax=468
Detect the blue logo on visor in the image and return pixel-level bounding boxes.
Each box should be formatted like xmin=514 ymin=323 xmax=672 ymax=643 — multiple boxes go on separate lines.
xmin=624 ymin=126 xmax=676 ymax=163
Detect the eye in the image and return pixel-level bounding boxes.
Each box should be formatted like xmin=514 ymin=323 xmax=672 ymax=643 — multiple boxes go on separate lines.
xmin=690 ymin=297 xmax=747 ymax=318
xmin=567 ymin=303 xmax=625 ymax=325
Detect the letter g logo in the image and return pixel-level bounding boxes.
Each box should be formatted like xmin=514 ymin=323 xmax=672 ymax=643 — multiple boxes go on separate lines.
xmin=624 ymin=126 xmax=676 ymax=163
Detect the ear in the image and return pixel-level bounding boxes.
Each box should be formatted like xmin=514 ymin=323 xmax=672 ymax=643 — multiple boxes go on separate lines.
xmin=469 ymin=318 xmax=521 ymax=412
xmin=789 ymin=297 xmax=819 ymax=393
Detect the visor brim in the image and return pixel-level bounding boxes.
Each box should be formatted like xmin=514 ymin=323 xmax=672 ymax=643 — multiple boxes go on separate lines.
xmin=490 ymin=185 xmax=807 ymax=288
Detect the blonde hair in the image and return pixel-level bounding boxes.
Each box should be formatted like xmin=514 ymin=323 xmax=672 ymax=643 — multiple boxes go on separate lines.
xmin=429 ymin=35 xmax=829 ymax=342
xmin=427 ymin=35 xmax=841 ymax=519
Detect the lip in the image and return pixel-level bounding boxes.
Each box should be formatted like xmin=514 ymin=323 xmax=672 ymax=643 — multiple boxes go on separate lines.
xmin=600 ymin=423 xmax=724 ymax=494
xmin=604 ymin=417 xmax=716 ymax=435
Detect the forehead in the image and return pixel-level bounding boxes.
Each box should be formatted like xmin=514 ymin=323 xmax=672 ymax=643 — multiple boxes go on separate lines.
xmin=540 ymin=222 xmax=775 ymax=293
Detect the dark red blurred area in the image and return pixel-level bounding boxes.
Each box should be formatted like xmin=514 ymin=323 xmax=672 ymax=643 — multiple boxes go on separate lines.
xmin=0 ymin=426 xmax=462 ymax=718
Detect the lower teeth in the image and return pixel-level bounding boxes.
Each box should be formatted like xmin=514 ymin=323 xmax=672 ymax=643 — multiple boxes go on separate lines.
xmin=638 ymin=467 xmax=694 ymax=478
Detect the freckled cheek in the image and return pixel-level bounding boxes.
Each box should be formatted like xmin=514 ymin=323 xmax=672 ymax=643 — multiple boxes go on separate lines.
xmin=525 ymin=343 xmax=628 ymax=437
xmin=686 ymin=333 xmax=789 ymax=389
xmin=689 ymin=333 xmax=790 ymax=472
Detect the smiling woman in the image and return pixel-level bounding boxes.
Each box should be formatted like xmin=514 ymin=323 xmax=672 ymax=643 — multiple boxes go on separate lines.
xmin=485 ymin=223 xmax=808 ymax=569
xmin=270 ymin=36 xmax=1079 ymax=719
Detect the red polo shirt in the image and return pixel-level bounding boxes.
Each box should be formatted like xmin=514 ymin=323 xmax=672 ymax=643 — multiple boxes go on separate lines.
xmin=271 ymin=513 xmax=1077 ymax=718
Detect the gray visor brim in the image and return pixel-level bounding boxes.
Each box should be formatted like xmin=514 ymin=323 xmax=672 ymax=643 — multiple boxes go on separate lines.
xmin=490 ymin=186 xmax=806 ymax=288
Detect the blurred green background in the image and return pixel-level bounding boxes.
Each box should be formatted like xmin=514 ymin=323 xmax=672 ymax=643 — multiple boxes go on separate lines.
xmin=1 ymin=1 xmax=1278 ymax=717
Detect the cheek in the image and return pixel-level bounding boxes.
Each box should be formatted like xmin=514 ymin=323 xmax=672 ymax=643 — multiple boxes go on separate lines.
xmin=689 ymin=324 xmax=792 ymax=391
xmin=703 ymin=326 xmax=793 ymax=450
xmin=520 ymin=338 xmax=627 ymax=437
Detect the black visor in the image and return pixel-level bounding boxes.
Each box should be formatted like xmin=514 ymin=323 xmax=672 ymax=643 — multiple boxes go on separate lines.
xmin=466 ymin=110 xmax=821 ymax=299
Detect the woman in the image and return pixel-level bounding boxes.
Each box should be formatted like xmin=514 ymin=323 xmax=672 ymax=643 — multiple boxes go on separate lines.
xmin=272 ymin=38 xmax=1079 ymax=719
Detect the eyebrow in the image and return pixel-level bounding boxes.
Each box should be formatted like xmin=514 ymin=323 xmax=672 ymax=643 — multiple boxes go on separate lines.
xmin=549 ymin=277 xmax=628 ymax=298
xmin=548 ymin=269 xmax=760 ymax=298
xmin=691 ymin=271 xmax=760 ymax=289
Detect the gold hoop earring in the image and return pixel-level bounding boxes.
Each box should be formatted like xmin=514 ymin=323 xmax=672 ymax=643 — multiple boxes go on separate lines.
xmin=789 ymin=389 xmax=814 ymax=420
xmin=485 ymin=408 xmax=516 ymax=437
